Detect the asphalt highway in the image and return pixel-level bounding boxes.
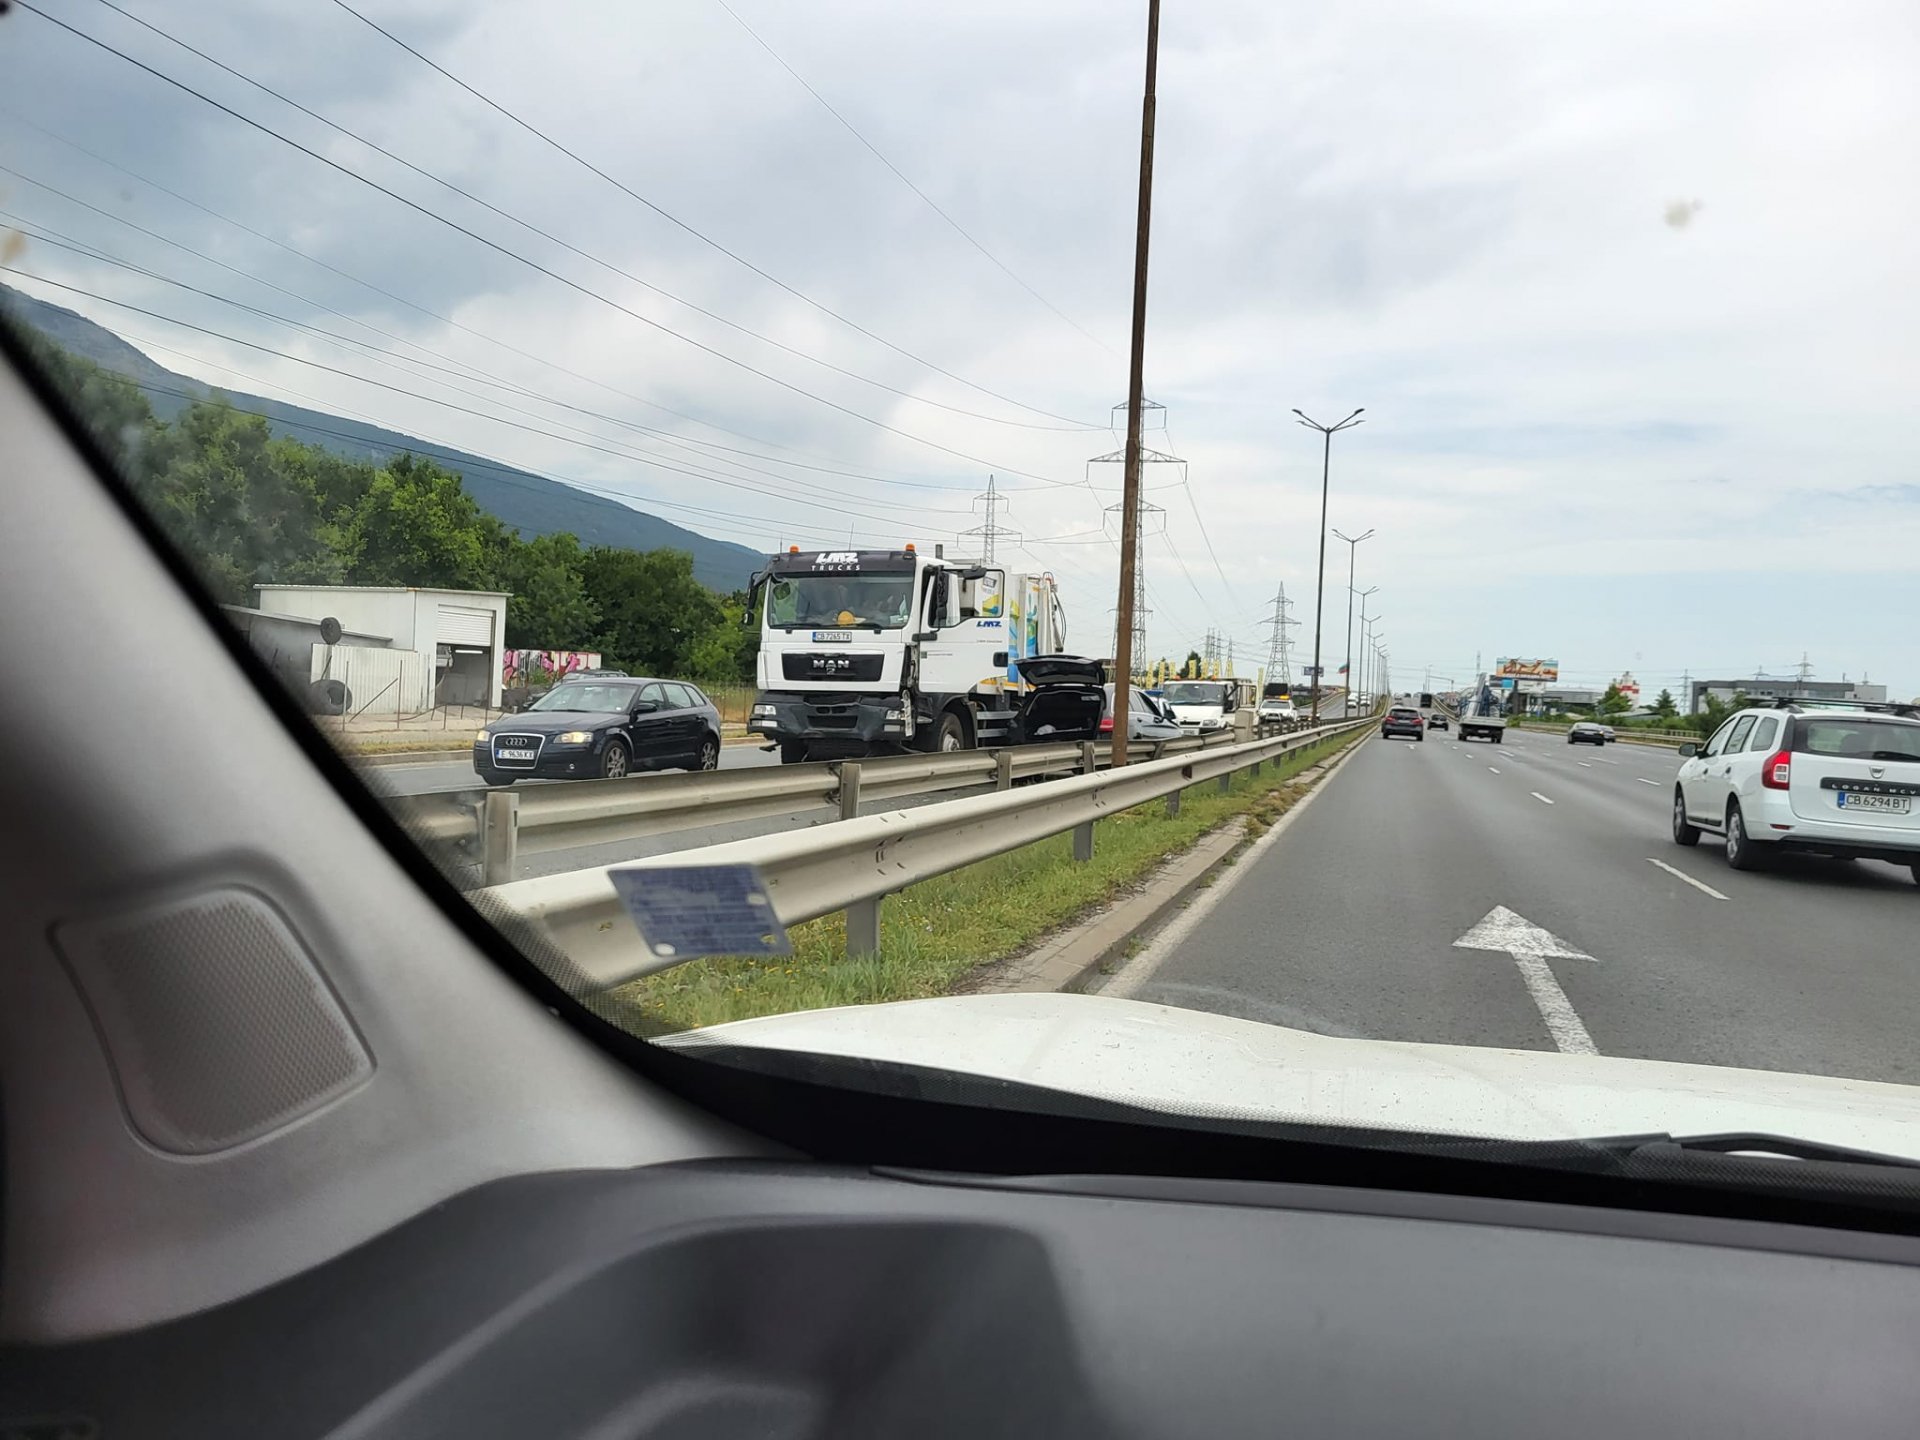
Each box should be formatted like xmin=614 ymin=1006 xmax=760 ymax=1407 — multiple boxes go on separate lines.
xmin=1116 ymin=723 xmax=1920 ymax=1086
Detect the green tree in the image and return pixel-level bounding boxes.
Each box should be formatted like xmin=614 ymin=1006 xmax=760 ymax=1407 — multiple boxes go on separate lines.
xmin=685 ymin=595 xmax=758 ymax=683
xmin=499 ymin=531 xmax=598 ymax=649
xmin=1652 ymin=688 xmax=1678 ymax=720
xmin=1689 ymin=692 xmax=1730 ymax=736
xmin=582 ymin=546 xmax=721 ymax=675
xmin=1599 ymin=682 xmax=1631 ymax=716
xmin=138 ymin=400 xmax=328 ymax=602
xmin=12 ymin=328 xmax=159 ymax=479
xmin=1182 ymin=649 xmax=1203 ymax=679
xmin=332 ymin=453 xmax=511 ymax=590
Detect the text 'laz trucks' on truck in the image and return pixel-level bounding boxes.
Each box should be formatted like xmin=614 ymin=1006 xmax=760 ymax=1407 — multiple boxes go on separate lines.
xmin=743 ymin=546 xmax=1067 ymax=762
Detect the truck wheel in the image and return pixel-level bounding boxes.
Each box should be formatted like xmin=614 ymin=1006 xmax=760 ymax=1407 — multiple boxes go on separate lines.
xmin=932 ymin=711 xmax=967 ymax=753
xmin=778 ymin=740 xmax=808 ymax=765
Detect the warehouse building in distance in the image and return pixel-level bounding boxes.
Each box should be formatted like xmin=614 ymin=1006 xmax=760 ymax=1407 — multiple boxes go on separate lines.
xmin=1687 ymin=675 xmax=1886 ymax=713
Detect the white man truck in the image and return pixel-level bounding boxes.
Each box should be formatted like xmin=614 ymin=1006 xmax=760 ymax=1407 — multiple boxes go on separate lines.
xmin=744 ymin=546 xmax=1067 ymax=762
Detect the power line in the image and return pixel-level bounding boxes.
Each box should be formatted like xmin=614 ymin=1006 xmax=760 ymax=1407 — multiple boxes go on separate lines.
xmin=0 ymin=107 xmax=1047 ymax=492
xmin=0 ymin=207 xmax=975 ymax=518
xmin=1 ymin=264 xmax=981 ymax=532
xmin=12 ymin=0 xmax=1098 ymax=487
xmin=321 ymin=0 xmax=1099 ymax=430
xmin=711 ymin=0 xmax=1118 ymax=361
xmin=71 ymin=0 xmax=1098 ymax=436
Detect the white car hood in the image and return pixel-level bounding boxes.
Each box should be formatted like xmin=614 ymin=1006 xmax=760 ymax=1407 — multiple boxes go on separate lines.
xmin=1169 ymin=704 xmax=1226 ymax=726
xmin=669 ymin=992 xmax=1920 ymax=1159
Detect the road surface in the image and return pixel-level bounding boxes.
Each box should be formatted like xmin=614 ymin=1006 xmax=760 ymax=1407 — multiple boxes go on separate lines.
xmin=1113 ymin=723 xmax=1920 ymax=1087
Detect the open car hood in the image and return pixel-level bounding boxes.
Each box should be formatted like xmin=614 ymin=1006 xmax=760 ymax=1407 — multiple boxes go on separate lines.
xmin=665 ymin=992 xmax=1920 ymax=1160
xmin=1014 ymin=654 xmax=1108 ymax=686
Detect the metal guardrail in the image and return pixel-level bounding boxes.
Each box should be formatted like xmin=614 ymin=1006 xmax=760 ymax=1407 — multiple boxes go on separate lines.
xmin=472 ymin=717 xmax=1372 ymax=988
xmin=397 ymin=717 xmax=1307 ymax=885
xmin=1508 ymin=720 xmax=1691 ymax=748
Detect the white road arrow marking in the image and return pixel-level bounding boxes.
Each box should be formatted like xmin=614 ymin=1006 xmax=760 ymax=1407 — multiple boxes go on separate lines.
xmin=1453 ymin=906 xmax=1598 ymax=1055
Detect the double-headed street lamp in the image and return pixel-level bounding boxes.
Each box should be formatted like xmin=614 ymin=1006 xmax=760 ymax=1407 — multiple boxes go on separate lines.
xmin=1332 ymin=529 xmax=1374 ymax=707
xmin=1294 ymin=407 xmax=1365 ymax=726
xmin=1359 ymin=597 xmax=1381 ymax=710
xmin=1348 ymin=581 xmax=1378 ymax=709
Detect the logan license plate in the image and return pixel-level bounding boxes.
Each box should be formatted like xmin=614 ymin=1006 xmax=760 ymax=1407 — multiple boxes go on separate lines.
xmin=1837 ymin=791 xmax=1910 ymax=814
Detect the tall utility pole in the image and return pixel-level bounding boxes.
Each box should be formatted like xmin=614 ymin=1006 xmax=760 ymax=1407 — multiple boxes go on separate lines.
xmin=962 ymin=474 xmax=1019 ymax=563
xmin=1092 ymin=402 xmax=1174 ymax=660
xmin=1332 ymin=527 xmax=1374 ymax=703
xmin=1109 ymin=0 xmax=1161 ymax=769
xmin=1294 ymin=408 xmax=1366 ymax=725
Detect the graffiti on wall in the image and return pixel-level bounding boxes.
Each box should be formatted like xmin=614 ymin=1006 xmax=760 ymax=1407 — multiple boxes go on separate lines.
xmin=502 ymin=649 xmax=603 ymax=687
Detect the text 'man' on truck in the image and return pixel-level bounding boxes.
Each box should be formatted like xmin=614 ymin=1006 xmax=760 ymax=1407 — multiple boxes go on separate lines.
xmin=744 ymin=546 xmax=1067 ymax=762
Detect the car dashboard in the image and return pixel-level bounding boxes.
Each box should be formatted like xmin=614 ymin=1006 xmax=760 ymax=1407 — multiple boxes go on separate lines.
xmin=7 ymin=1160 xmax=1918 ymax=1438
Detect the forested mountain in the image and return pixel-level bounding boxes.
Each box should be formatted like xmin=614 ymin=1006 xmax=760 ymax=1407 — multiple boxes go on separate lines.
xmin=0 ymin=283 xmax=762 ymax=591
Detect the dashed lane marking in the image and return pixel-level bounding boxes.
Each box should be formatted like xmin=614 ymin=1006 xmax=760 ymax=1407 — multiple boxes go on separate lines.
xmin=1647 ymin=857 xmax=1730 ymax=900
xmin=1531 ymin=792 xmax=1555 ymax=805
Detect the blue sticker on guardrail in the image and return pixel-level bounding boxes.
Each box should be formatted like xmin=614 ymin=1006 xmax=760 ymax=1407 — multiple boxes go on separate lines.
xmin=608 ymin=865 xmax=792 ymax=961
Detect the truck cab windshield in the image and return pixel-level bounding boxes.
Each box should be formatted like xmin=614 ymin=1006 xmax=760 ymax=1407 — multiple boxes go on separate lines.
xmin=1164 ymin=682 xmax=1230 ymax=708
xmin=767 ymin=573 xmax=915 ymax=629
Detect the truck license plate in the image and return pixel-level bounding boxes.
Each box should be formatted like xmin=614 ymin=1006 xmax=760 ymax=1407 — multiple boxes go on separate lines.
xmin=499 ymin=749 xmax=536 ymax=762
xmin=1837 ymin=792 xmax=1910 ymax=814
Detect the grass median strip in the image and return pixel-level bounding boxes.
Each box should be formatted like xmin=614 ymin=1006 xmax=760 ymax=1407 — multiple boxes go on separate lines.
xmin=610 ymin=728 xmax=1367 ymax=1032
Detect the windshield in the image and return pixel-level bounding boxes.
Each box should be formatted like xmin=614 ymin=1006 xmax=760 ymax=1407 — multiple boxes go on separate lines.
xmin=767 ymin=573 xmax=914 ymax=629
xmin=1163 ymin=683 xmax=1229 ymax=707
xmin=13 ymin=0 xmax=1920 ymax=1203
xmin=527 ymin=684 xmax=639 ymax=714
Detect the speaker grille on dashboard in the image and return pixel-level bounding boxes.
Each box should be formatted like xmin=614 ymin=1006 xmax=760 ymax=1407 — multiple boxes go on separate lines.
xmin=55 ymin=887 xmax=373 ymax=1155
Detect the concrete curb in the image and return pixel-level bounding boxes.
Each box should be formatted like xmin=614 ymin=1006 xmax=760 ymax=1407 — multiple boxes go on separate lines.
xmin=974 ymin=730 xmax=1371 ymax=997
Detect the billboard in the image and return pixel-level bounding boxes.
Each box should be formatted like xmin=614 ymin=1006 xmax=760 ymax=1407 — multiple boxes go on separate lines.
xmin=1493 ymin=657 xmax=1559 ymax=683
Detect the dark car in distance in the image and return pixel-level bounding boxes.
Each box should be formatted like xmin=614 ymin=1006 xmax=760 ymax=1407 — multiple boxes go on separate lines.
xmin=1382 ymin=706 xmax=1425 ymax=741
xmin=474 ymin=677 xmax=722 ymax=784
xmin=1426 ymin=712 xmax=1449 ymax=731
xmin=1569 ymin=721 xmax=1609 ymax=746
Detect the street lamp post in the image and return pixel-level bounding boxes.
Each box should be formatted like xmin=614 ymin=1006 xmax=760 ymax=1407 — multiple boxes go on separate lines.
xmin=1294 ymin=407 xmax=1365 ymax=726
xmin=1348 ymin=581 xmax=1377 ymax=710
xmin=1358 ymin=597 xmax=1380 ymax=711
xmin=1332 ymin=529 xmax=1374 ymax=707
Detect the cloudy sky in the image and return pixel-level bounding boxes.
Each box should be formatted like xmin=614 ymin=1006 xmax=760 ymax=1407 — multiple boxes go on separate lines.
xmin=3 ymin=0 xmax=1917 ymax=699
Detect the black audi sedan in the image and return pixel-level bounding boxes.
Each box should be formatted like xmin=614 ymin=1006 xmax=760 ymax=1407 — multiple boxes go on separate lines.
xmin=473 ymin=677 xmax=723 ymax=785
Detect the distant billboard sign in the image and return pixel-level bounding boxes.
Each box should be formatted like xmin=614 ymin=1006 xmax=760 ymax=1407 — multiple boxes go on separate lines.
xmin=1494 ymin=657 xmax=1559 ymax=683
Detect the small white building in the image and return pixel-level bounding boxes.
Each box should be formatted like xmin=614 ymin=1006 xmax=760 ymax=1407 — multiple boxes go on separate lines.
xmin=255 ymin=585 xmax=510 ymax=713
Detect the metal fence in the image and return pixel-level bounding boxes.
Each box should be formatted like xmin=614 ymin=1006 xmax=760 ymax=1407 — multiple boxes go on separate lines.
xmin=397 ymin=716 xmax=1311 ymax=887
xmin=468 ymin=716 xmax=1371 ymax=987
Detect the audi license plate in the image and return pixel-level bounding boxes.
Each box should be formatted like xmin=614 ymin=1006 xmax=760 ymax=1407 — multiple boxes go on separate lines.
xmin=1837 ymin=791 xmax=1910 ymax=814
xmin=499 ymin=749 xmax=537 ymax=762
